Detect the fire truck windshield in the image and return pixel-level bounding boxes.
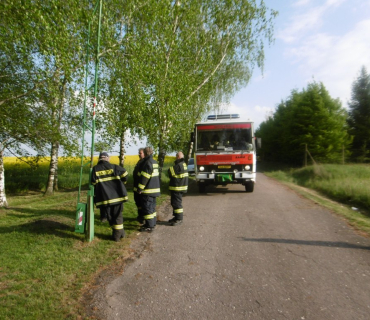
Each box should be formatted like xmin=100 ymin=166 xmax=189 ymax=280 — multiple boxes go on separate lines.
xmin=196 ymin=126 xmax=253 ymax=151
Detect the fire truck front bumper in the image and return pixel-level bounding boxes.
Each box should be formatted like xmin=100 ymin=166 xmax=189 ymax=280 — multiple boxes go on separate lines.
xmin=196 ymin=171 xmax=256 ymax=183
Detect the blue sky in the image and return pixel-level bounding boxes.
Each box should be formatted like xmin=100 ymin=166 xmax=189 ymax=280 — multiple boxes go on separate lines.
xmin=224 ymin=0 xmax=370 ymax=128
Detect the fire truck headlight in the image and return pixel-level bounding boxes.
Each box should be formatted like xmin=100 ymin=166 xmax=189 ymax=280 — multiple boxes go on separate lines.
xmin=199 ymin=166 xmax=205 ymax=172
xmin=245 ymin=165 xmax=251 ymax=170
xmin=211 ymin=170 xmax=215 ymax=174
xmin=233 ymin=169 xmax=238 ymax=173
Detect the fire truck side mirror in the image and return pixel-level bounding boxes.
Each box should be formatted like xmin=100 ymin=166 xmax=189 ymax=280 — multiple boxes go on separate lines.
xmin=256 ymin=137 xmax=262 ymax=149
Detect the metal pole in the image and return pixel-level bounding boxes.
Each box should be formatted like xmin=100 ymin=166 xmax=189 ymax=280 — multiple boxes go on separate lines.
xmin=77 ymin=23 xmax=91 ymax=205
xmin=75 ymin=0 xmax=103 ymax=241
xmin=75 ymin=21 xmax=92 ymax=235
xmin=86 ymin=0 xmax=103 ymax=242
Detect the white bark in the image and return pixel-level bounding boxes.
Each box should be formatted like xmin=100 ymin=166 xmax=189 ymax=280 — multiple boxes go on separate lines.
xmin=0 ymin=149 xmax=8 ymax=207
xmin=119 ymin=131 xmax=126 ymax=167
xmin=44 ymin=141 xmax=59 ymax=195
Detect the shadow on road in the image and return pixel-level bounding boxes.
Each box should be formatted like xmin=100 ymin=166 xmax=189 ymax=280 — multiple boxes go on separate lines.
xmin=239 ymin=237 xmax=370 ymax=250
xmin=185 ymin=178 xmax=247 ymax=196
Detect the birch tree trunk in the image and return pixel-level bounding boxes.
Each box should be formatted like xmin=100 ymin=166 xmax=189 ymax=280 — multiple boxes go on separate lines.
xmin=53 ymin=146 xmax=59 ymax=192
xmin=0 ymin=149 xmax=8 ymax=208
xmin=119 ymin=131 xmax=125 ymax=167
xmin=187 ymin=141 xmax=194 ymax=163
xmin=44 ymin=78 xmax=66 ymax=195
xmin=44 ymin=141 xmax=59 ymax=195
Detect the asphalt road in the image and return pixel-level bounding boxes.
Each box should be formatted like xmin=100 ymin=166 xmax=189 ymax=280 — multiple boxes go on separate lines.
xmin=88 ymin=173 xmax=370 ymax=320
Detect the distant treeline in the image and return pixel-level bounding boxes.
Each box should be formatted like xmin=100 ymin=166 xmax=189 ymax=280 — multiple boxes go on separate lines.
xmin=256 ymin=67 xmax=370 ymax=165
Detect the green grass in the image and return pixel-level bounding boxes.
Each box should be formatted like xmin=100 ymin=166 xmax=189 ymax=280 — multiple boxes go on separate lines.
xmin=0 ymin=156 xmax=174 ymax=319
xmin=262 ymin=163 xmax=370 ymax=236
xmin=0 ymin=189 xmax=169 ymax=319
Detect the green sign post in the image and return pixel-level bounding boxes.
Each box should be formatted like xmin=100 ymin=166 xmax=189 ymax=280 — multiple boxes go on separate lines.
xmin=75 ymin=0 xmax=102 ymax=242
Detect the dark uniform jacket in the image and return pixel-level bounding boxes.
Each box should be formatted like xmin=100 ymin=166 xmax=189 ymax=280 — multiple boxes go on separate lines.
xmin=168 ymin=158 xmax=189 ymax=193
xmin=137 ymin=155 xmax=160 ymax=197
xmin=91 ymin=160 xmax=128 ymax=207
xmin=133 ymin=158 xmax=145 ymax=193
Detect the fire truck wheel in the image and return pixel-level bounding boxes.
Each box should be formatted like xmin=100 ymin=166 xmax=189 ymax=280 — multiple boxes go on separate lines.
xmin=245 ymin=181 xmax=254 ymax=193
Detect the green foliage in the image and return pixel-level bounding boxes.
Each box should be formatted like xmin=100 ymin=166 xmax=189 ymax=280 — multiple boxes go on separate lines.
xmin=347 ymin=66 xmax=370 ymax=162
xmin=0 ymin=0 xmax=89 ymax=150
xmin=4 ymin=159 xmax=89 ymax=193
xmin=256 ymin=81 xmax=350 ymax=165
xmin=1 ymin=0 xmax=277 ymax=201
xmin=97 ymin=0 xmax=277 ymax=158
xmin=0 ymin=0 xmax=92 ymax=197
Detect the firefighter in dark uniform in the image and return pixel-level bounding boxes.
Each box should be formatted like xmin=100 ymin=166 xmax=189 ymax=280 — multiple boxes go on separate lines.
xmin=137 ymin=147 xmax=160 ymax=232
xmin=168 ymin=151 xmax=188 ymax=226
xmin=91 ymin=152 xmax=128 ymax=241
xmin=133 ymin=148 xmax=145 ymax=226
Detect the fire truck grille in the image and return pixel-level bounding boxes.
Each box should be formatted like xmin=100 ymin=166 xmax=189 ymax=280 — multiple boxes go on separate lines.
xmin=207 ymin=165 xmax=248 ymax=172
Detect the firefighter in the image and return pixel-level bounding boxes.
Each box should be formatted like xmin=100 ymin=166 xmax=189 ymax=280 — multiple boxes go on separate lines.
xmin=137 ymin=147 xmax=160 ymax=232
xmin=168 ymin=151 xmax=189 ymax=226
xmin=133 ymin=147 xmax=145 ymax=226
xmin=91 ymin=152 xmax=128 ymax=242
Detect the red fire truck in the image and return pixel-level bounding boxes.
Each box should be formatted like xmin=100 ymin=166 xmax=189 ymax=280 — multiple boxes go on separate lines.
xmin=192 ymin=114 xmax=260 ymax=193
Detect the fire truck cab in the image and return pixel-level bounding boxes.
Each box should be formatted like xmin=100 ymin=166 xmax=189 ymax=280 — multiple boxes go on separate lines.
xmin=193 ymin=114 xmax=259 ymax=193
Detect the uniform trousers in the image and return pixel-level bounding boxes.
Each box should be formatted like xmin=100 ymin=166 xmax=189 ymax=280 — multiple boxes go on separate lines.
xmin=141 ymin=195 xmax=157 ymax=228
xmin=170 ymin=191 xmax=183 ymax=220
xmin=99 ymin=203 xmax=125 ymax=240
xmin=134 ymin=192 xmax=144 ymax=224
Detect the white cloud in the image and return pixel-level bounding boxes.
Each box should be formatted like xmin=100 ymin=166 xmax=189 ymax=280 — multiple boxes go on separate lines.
xmin=293 ymin=0 xmax=312 ymax=7
xmin=221 ymin=102 xmax=274 ymax=127
xmin=278 ymin=0 xmax=346 ymax=43
xmin=286 ymin=19 xmax=370 ymax=105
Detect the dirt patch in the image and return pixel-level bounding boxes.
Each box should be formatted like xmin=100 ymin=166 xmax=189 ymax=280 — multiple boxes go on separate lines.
xmin=81 ymin=199 xmax=172 ymax=320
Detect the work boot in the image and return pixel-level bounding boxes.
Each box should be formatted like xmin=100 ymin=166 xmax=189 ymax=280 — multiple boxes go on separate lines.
xmin=113 ymin=229 xmax=125 ymax=242
xmin=140 ymin=224 xmax=155 ymax=232
xmin=136 ymin=216 xmax=144 ymax=224
xmin=168 ymin=217 xmax=177 ymax=224
xmin=171 ymin=219 xmax=183 ymax=226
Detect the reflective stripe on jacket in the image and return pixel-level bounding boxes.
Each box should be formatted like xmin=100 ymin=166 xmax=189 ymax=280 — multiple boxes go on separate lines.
xmin=137 ymin=155 xmax=161 ymax=197
xmin=168 ymin=158 xmax=188 ymax=193
xmin=91 ymin=160 xmax=129 ymax=207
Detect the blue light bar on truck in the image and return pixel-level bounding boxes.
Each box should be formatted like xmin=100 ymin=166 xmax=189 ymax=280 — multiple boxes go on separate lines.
xmin=207 ymin=114 xmax=240 ymax=120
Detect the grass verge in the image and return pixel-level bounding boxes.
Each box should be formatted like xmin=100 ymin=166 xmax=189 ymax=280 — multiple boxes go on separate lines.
xmin=261 ymin=163 xmax=370 ymax=237
xmin=1 ymin=155 xmax=175 ymax=319
xmin=0 ymin=189 xmax=170 ymax=319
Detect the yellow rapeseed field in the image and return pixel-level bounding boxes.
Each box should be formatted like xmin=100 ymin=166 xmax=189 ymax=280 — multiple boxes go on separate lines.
xmin=4 ymin=155 xmax=175 ymax=167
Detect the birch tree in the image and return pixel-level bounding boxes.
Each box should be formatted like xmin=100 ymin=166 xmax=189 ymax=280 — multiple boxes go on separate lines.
xmin=100 ymin=0 xmax=277 ymax=170
xmin=0 ymin=0 xmax=91 ymax=198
